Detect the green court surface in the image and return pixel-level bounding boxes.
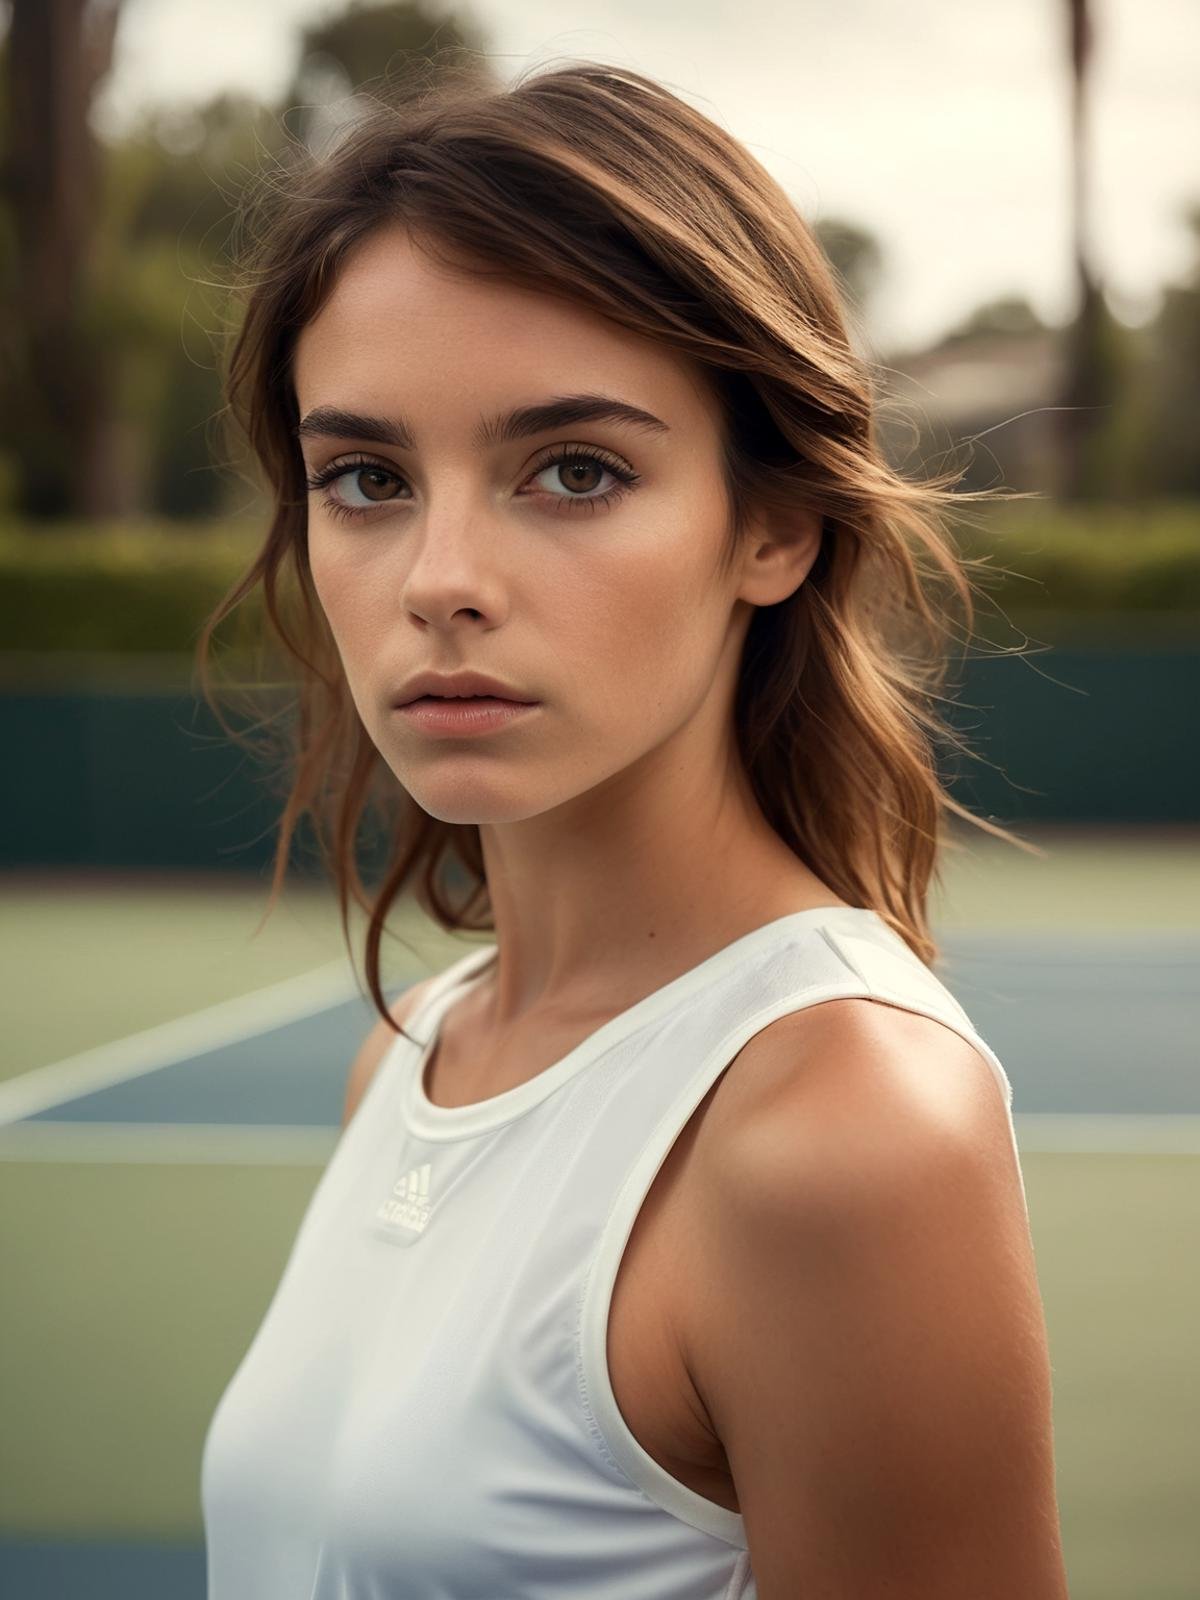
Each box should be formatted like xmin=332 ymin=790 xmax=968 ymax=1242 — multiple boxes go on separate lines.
xmin=1 ymin=823 xmax=1197 ymax=1598
xmin=0 ymin=874 xmax=469 ymax=1085
xmin=1 ymin=1154 xmax=1196 ymax=1598
xmin=3 ymin=822 xmax=1197 ymax=1083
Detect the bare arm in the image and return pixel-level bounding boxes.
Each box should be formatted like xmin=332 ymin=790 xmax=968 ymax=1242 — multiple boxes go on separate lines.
xmin=689 ymin=999 xmax=1068 ymax=1598
xmin=341 ymin=976 xmax=435 ymax=1129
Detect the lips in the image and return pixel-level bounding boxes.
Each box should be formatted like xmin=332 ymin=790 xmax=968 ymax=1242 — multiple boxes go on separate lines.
xmin=393 ymin=672 xmax=537 ymax=707
xmin=395 ymin=694 xmax=540 ymax=734
xmin=410 ymin=695 xmax=516 ymax=705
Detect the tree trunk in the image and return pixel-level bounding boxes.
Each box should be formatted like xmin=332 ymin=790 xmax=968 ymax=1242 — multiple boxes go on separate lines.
xmin=1058 ymin=0 xmax=1103 ymax=502
xmin=4 ymin=0 xmax=122 ymax=521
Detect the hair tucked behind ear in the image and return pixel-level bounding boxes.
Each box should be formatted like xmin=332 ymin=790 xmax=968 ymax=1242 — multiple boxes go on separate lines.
xmin=195 ymin=56 xmax=1039 ymax=1030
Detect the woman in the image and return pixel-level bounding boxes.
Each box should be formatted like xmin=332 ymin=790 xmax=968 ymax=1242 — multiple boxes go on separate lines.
xmin=199 ymin=60 xmax=1068 ymax=1598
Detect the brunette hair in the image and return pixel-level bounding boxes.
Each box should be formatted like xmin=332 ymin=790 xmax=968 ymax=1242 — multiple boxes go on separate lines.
xmin=196 ymin=57 xmax=1036 ymax=1028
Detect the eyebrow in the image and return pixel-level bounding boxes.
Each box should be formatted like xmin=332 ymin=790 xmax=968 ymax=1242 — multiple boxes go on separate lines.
xmin=295 ymin=393 xmax=671 ymax=452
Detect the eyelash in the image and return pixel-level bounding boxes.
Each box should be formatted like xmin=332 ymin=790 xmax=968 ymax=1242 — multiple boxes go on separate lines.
xmin=303 ymin=445 xmax=641 ymax=526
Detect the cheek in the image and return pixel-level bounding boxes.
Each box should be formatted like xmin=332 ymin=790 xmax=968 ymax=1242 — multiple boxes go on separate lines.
xmin=308 ymin=540 xmax=390 ymax=663
xmin=307 ymin=534 xmax=346 ymax=622
xmin=569 ymin=539 xmax=723 ymax=723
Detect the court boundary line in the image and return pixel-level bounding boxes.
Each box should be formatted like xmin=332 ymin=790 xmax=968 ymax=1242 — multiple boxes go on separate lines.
xmin=0 ymin=962 xmax=375 ymax=1128
xmin=1012 ymin=1113 xmax=1200 ymax=1154
xmin=0 ymin=1114 xmax=1197 ymax=1165
xmin=0 ymin=1120 xmax=340 ymax=1165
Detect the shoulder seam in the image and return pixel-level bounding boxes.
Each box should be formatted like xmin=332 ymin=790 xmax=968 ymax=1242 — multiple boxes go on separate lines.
xmin=818 ymin=924 xmax=973 ymax=1026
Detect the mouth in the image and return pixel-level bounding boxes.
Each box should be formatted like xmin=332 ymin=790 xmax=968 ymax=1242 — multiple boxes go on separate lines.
xmin=401 ymin=694 xmax=533 ymax=708
xmin=393 ymin=695 xmax=541 ymax=735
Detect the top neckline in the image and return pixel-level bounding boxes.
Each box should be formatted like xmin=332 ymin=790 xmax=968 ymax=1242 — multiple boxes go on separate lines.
xmin=399 ymin=904 xmax=888 ymax=1143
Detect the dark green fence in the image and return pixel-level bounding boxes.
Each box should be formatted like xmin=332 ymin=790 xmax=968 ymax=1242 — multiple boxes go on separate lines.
xmin=4 ymin=640 xmax=1197 ymax=872
xmin=937 ymin=639 xmax=1198 ymax=826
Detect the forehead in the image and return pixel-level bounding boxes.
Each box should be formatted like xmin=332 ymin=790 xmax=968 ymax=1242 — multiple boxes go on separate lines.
xmin=292 ymin=223 xmax=716 ymax=432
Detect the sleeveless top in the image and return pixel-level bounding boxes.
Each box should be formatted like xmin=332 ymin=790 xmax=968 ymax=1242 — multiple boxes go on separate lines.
xmin=201 ymin=905 xmax=1023 ymax=1599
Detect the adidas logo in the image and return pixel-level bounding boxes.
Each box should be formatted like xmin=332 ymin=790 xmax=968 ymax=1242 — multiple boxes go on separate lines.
xmin=376 ymin=1162 xmax=433 ymax=1234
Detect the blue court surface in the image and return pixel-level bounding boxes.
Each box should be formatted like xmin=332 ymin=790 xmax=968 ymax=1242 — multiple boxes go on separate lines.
xmin=3 ymin=928 xmax=1198 ymax=1136
xmin=1 ymin=925 xmax=1198 ymax=1598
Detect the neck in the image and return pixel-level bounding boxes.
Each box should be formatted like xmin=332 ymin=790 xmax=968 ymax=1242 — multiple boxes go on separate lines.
xmin=474 ymin=731 xmax=843 ymax=1031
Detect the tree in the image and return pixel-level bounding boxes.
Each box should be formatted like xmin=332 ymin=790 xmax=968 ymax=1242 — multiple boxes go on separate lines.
xmin=940 ymin=295 xmax=1047 ymax=345
xmin=1057 ymin=0 xmax=1121 ymax=502
xmin=281 ymin=0 xmax=492 ymax=155
xmin=1139 ymin=203 xmax=1200 ymax=497
xmin=814 ymin=216 xmax=884 ymax=326
xmin=0 ymin=0 xmax=493 ymax=522
xmin=1 ymin=0 xmax=124 ymax=519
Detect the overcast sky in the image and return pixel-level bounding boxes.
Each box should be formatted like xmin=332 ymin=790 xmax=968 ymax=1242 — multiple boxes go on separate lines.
xmin=91 ymin=0 xmax=1199 ymax=351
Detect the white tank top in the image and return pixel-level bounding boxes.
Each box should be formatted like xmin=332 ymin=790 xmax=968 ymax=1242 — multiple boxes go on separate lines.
xmin=201 ymin=904 xmax=1022 ymax=1599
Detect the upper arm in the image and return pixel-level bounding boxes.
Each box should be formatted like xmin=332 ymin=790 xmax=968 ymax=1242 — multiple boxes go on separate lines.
xmin=340 ymin=975 xmax=434 ymax=1130
xmin=690 ymin=1000 xmax=1067 ymax=1599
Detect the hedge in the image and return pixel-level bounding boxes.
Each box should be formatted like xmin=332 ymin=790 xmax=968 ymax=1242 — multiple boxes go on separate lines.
xmin=1 ymin=503 xmax=1196 ymax=663
xmin=0 ymin=517 xmax=265 ymax=657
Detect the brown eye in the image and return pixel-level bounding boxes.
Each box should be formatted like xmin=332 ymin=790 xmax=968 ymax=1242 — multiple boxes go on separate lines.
xmin=353 ymin=468 xmax=401 ymax=503
xmin=305 ymin=456 xmax=409 ymax=523
xmin=556 ymin=459 xmax=604 ymax=493
xmin=525 ymin=447 xmax=638 ymax=513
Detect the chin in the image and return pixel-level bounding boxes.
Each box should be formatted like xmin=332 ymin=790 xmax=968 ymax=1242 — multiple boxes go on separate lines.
xmin=417 ymin=802 xmax=526 ymax=826
xmin=399 ymin=778 xmax=551 ymax=827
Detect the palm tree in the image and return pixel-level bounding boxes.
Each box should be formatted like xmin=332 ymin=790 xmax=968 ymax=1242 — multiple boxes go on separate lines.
xmin=1058 ymin=0 xmax=1107 ymax=501
xmin=2 ymin=0 xmax=124 ymax=519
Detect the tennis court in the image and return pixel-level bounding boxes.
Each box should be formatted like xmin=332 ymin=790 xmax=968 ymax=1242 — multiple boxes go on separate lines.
xmin=1 ymin=825 xmax=1197 ymax=1598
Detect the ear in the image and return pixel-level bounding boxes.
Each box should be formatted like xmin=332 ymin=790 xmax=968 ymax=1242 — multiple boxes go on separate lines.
xmin=735 ymin=504 xmax=824 ymax=608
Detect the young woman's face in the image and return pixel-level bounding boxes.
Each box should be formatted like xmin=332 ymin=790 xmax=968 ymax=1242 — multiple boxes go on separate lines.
xmin=293 ymin=224 xmax=779 ymax=826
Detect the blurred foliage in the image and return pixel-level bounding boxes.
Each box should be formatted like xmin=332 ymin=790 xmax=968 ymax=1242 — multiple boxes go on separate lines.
xmin=0 ymin=0 xmax=1196 ymax=539
xmin=1055 ymin=219 xmax=1200 ymax=504
xmin=1058 ymin=282 xmax=1135 ymax=505
xmin=90 ymin=91 xmax=291 ymax=519
xmin=0 ymin=0 xmax=490 ymax=521
xmin=954 ymin=501 xmax=1200 ymax=628
xmin=938 ymin=295 xmax=1047 ymax=344
xmin=813 ymin=217 xmax=884 ymax=335
xmin=0 ymin=517 xmax=267 ymax=654
xmin=1 ymin=504 xmax=1196 ymax=662
xmin=283 ymin=0 xmax=491 ymax=154
xmin=1138 ymin=203 xmax=1200 ymax=499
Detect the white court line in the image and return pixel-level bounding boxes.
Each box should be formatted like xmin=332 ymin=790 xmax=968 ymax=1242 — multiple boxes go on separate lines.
xmin=1012 ymin=1114 xmax=1200 ymax=1155
xmin=0 ymin=961 xmax=369 ymax=1128
xmin=0 ymin=1115 xmax=1196 ymax=1165
xmin=0 ymin=1120 xmax=340 ymax=1165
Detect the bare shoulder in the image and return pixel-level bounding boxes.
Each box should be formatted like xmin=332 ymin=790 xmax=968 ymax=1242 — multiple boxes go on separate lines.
xmin=684 ymin=998 xmax=1065 ymax=1595
xmin=340 ymin=973 xmax=437 ymax=1129
xmin=703 ymin=995 xmax=1021 ymax=1215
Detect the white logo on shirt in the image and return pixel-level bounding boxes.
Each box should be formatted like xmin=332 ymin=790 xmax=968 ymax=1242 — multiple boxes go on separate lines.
xmin=376 ymin=1162 xmax=433 ymax=1234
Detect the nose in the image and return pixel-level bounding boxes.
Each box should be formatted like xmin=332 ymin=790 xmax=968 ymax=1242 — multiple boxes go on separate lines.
xmin=399 ymin=508 xmax=508 ymax=630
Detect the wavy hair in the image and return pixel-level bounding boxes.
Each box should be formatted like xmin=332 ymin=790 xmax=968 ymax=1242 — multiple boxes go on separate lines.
xmin=196 ymin=57 xmax=1036 ymax=1030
